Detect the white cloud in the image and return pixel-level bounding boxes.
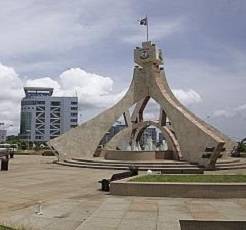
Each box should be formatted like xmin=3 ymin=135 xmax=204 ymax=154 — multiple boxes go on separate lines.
xmin=213 ymin=110 xmax=234 ymax=118
xmin=26 ymin=77 xmax=61 ymax=91
xmin=59 ymin=68 xmax=126 ymax=108
xmin=235 ymin=104 xmax=246 ymax=112
xmin=172 ymin=89 xmax=202 ymax=105
xmin=25 ymin=68 xmax=122 ymax=109
xmin=213 ymin=104 xmax=246 ymax=118
xmin=0 ymin=63 xmax=24 ymax=134
xmin=58 ymin=68 xmax=115 ymax=107
xmin=0 ymin=63 xmax=23 ymax=100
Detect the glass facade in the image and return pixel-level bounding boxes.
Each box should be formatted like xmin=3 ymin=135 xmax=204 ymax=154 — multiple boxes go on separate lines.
xmin=20 ymin=112 xmax=32 ymax=134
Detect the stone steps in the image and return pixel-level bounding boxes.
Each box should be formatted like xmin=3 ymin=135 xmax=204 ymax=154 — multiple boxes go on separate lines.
xmin=216 ymin=158 xmax=240 ymax=164
xmin=57 ymin=157 xmax=246 ymax=172
xmin=58 ymin=158 xmax=203 ymax=172
xmin=215 ymin=159 xmax=246 ymax=170
xmin=215 ymin=164 xmax=246 ymax=170
xmin=216 ymin=162 xmax=246 ymax=167
xmin=68 ymin=159 xmax=196 ymax=168
xmin=59 ymin=161 xmax=203 ymax=172
xmin=72 ymin=157 xmax=189 ymax=165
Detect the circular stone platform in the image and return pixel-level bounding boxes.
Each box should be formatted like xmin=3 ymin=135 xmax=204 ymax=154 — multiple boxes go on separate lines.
xmin=57 ymin=157 xmax=246 ymax=172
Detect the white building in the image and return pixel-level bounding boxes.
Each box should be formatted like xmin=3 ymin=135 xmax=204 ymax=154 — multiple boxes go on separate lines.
xmin=20 ymin=87 xmax=78 ymax=142
xmin=0 ymin=130 xmax=7 ymax=143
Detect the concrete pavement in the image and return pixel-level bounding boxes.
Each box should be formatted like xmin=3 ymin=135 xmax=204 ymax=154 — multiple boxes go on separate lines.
xmin=1 ymin=155 xmax=246 ymax=230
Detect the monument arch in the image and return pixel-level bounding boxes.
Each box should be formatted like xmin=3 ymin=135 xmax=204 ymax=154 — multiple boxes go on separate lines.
xmin=49 ymin=41 xmax=235 ymax=169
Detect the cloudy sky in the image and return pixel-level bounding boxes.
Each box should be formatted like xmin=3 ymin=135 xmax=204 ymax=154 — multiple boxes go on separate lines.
xmin=0 ymin=0 xmax=245 ymax=140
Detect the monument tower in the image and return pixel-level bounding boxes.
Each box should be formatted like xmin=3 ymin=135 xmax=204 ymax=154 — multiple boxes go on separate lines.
xmin=49 ymin=41 xmax=234 ymax=169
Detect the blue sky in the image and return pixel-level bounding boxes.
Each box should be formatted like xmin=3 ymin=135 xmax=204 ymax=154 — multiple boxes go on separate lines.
xmin=0 ymin=0 xmax=245 ymax=140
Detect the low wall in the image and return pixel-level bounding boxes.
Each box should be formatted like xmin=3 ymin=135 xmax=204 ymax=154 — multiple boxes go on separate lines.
xmin=110 ymin=177 xmax=246 ymax=198
xmin=103 ymin=150 xmax=173 ymax=161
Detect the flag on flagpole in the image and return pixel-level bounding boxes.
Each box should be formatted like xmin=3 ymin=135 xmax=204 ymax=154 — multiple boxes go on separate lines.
xmin=139 ymin=17 xmax=148 ymax=26
xmin=139 ymin=16 xmax=149 ymax=41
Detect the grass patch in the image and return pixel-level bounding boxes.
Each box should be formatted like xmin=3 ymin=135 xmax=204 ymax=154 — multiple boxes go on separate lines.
xmin=0 ymin=224 xmax=28 ymax=230
xmin=0 ymin=225 xmax=15 ymax=230
xmin=130 ymin=175 xmax=246 ymax=183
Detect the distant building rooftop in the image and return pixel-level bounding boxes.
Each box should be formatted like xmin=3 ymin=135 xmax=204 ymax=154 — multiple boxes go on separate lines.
xmin=24 ymin=87 xmax=53 ymax=97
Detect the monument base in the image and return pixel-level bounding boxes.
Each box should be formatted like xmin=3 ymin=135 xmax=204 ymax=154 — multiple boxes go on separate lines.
xmin=103 ymin=150 xmax=173 ymax=161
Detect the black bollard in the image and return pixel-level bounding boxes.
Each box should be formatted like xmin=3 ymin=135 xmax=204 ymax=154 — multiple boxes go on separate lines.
xmin=101 ymin=179 xmax=110 ymax=191
xmin=129 ymin=165 xmax=139 ymax=176
xmin=1 ymin=158 xmax=9 ymax=171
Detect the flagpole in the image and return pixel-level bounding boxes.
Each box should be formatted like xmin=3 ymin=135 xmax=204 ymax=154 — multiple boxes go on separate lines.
xmin=146 ymin=16 xmax=149 ymax=41
xmin=139 ymin=16 xmax=149 ymax=41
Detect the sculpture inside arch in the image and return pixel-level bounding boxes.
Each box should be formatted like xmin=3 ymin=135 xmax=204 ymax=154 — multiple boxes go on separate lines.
xmin=49 ymin=41 xmax=235 ymax=169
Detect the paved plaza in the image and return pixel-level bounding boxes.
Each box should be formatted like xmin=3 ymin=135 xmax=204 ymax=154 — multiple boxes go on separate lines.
xmin=1 ymin=155 xmax=246 ymax=230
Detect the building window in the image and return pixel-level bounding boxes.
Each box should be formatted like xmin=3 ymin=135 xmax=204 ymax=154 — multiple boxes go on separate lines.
xmin=51 ymin=101 xmax=60 ymax=106
xmin=36 ymin=106 xmax=45 ymax=111
xmin=70 ymin=119 xmax=77 ymax=123
xmin=35 ymin=124 xmax=45 ymax=129
xmin=21 ymin=100 xmax=36 ymax=106
xmin=52 ymin=107 xmax=60 ymax=112
xmin=50 ymin=130 xmax=60 ymax=135
xmin=37 ymin=101 xmax=45 ymax=105
xmin=71 ymin=107 xmax=77 ymax=110
xmin=50 ymin=125 xmax=60 ymax=129
xmin=36 ymin=112 xmax=45 ymax=117
xmin=71 ymin=125 xmax=77 ymax=128
xmin=50 ymin=113 xmax=60 ymax=118
xmin=71 ymin=101 xmax=78 ymax=105
xmin=71 ymin=113 xmax=77 ymax=116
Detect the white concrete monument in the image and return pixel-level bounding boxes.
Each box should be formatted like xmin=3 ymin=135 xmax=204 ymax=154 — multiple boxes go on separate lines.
xmin=49 ymin=41 xmax=234 ymax=169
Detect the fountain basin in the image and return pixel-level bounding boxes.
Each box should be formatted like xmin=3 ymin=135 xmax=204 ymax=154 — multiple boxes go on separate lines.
xmin=103 ymin=149 xmax=173 ymax=161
